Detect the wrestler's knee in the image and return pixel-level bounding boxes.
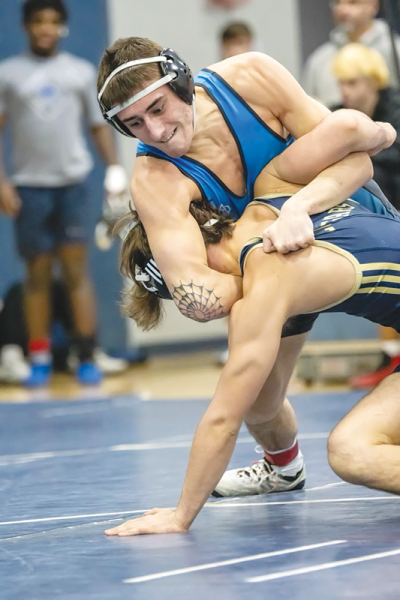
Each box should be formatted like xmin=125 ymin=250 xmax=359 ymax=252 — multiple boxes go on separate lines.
xmin=327 ymin=423 xmax=374 ymax=486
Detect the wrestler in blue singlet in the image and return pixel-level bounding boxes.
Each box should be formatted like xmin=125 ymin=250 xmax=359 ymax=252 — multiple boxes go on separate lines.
xmin=240 ymin=195 xmax=400 ymax=333
xmin=137 ymin=69 xmax=398 ymax=220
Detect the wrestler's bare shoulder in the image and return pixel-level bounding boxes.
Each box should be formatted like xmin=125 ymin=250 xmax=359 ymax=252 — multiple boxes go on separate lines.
xmin=132 ymin=155 xmax=196 ymax=215
xmin=209 ymin=52 xmax=290 ymax=113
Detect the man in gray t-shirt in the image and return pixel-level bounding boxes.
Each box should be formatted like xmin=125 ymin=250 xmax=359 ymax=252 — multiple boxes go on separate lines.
xmin=0 ymin=0 xmax=127 ymax=387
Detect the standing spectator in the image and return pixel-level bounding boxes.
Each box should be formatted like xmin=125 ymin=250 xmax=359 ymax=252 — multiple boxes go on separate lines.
xmin=331 ymin=42 xmax=400 ymax=386
xmin=302 ymin=0 xmax=400 ymax=107
xmin=219 ymin=22 xmax=254 ymax=60
xmin=0 ymin=0 xmax=127 ymax=387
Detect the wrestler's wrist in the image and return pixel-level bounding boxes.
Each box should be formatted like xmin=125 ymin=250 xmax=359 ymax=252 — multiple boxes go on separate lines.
xmin=281 ymin=196 xmax=312 ymax=217
xmin=173 ymin=507 xmax=193 ymax=531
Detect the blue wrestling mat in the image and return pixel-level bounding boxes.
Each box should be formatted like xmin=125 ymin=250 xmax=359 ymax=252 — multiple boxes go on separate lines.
xmin=0 ymin=391 xmax=399 ymax=599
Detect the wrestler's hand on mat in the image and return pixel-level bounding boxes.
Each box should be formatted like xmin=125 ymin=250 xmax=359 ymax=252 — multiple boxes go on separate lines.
xmin=263 ymin=201 xmax=314 ymax=254
xmin=368 ymin=122 xmax=397 ymax=156
xmin=104 ymin=508 xmax=188 ymax=536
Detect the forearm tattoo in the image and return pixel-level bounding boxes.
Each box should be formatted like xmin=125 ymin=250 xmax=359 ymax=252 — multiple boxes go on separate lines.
xmin=172 ymin=282 xmax=226 ymax=322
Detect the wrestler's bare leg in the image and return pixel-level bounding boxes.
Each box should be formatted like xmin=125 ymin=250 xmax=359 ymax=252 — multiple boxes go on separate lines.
xmin=328 ymin=371 xmax=400 ymax=494
xmin=213 ymin=333 xmax=307 ymax=497
xmin=244 ymin=332 xmax=307 ymax=450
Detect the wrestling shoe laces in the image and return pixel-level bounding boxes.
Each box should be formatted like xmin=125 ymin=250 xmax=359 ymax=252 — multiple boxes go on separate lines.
xmin=212 ymin=451 xmax=306 ymax=498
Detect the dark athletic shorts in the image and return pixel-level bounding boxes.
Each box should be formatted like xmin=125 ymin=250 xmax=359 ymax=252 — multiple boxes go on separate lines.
xmin=281 ymin=313 xmax=319 ymax=338
xmin=15 ymin=180 xmax=91 ymax=260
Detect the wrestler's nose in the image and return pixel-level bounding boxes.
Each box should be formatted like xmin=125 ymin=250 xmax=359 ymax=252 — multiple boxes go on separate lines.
xmin=146 ymin=117 xmax=167 ymax=142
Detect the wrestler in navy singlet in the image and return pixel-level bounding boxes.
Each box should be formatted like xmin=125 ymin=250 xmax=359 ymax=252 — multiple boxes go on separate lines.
xmin=137 ymin=69 xmax=397 ymax=220
xmin=241 ymin=195 xmax=400 ymax=332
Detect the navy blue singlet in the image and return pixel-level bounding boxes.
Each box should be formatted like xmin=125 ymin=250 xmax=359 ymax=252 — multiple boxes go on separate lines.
xmin=240 ymin=196 xmax=400 ymax=332
xmin=136 ymin=69 xmax=397 ymax=220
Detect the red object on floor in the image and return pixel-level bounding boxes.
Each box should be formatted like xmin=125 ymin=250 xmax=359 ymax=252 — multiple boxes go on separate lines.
xmin=350 ymin=355 xmax=400 ymax=389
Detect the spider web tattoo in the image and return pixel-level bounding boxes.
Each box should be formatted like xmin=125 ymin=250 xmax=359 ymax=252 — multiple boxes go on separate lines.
xmin=172 ymin=281 xmax=227 ymax=322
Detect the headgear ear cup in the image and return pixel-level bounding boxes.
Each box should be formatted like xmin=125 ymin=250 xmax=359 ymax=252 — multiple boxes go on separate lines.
xmin=159 ymin=48 xmax=194 ymax=105
xmin=135 ymin=257 xmax=172 ymax=300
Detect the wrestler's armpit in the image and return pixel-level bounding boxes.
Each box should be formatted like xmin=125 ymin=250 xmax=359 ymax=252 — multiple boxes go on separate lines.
xmin=172 ymin=281 xmax=227 ymax=322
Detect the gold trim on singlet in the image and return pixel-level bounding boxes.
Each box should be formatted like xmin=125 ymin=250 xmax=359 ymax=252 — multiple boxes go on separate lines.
xmin=361 ymin=275 xmax=400 ymax=285
xmin=240 ymin=239 xmax=363 ymax=313
xmin=357 ymin=287 xmax=400 ymax=295
xmin=356 ymin=262 xmax=400 ymax=294
xmin=247 ymin=194 xmax=292 ymax=218
xmin=252 ymin=193 xmax=294 ymax=201
xmin=248 ymin=193 xmax=358 ymax=215
xmin=241 ymin=239 xmax=263 ymax=273
xmin=305 ymin=240 xmax=363 ymax=312
xmin=360 ymin=262 xmax=400 ymax=272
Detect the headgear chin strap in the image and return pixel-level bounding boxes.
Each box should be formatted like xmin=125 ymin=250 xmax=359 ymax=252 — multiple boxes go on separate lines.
xmin=98 ymin=48 xmax=194 ymax=138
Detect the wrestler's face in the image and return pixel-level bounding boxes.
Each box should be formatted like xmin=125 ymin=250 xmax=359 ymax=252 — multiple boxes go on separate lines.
xmin=338 ymin=76 xmax=378 ymax=111
xmin=24 ymin=8 xmax=64 ymax=57
xmin=118 ymin=82 xmax=194 ymax=157
xmin=331 ymin=0 xmax=378 ymax=34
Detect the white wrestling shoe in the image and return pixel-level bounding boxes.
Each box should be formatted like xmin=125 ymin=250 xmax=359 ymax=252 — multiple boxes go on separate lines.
xmin=0 ymin=345 xmax=30 ymax=383
xmin=212 ymin=452 xmax=306 ymax=497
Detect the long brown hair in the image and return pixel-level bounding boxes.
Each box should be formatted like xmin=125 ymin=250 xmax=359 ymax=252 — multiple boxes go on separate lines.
xmin=118 ymin=199 xmax=234 ymax=330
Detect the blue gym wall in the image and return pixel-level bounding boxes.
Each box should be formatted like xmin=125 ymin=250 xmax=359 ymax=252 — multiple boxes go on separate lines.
xmin=0 ymin=0 xmax=126 ymax=353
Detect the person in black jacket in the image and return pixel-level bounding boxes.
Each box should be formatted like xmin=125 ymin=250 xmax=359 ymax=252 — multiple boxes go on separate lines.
xmin=331 ymin=42 xmax=400 ymax=387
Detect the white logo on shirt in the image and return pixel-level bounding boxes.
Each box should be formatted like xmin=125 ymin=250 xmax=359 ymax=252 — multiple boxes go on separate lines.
xmin=218 ymin=204 xmax=232 ymax=215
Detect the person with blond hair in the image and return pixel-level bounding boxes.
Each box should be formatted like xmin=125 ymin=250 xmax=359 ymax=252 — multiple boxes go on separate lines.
xmin=332 ymin=42 xmax=400 ymax=388
xmin=332 ymin=43 xmax=391 ymax=110
xmin=302 ymin=0 xmax=400 ymax=107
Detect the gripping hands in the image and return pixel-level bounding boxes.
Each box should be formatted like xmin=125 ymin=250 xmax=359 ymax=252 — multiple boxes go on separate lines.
xmin=263 ymin=199 xmax=314 ymax=253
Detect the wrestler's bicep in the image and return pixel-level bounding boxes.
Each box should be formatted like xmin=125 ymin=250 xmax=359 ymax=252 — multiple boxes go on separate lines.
xmin=133 ymin=161 xmax=207 ymax=280
xmin=145 ymin=210 xmax=207 ymax=278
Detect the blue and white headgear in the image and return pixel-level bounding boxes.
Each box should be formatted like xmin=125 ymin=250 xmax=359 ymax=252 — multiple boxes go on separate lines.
xmin=98 ymin=48 xmax=194 ymax=138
